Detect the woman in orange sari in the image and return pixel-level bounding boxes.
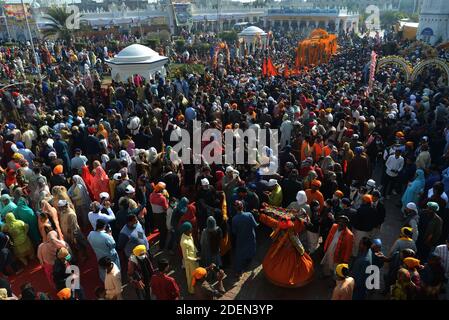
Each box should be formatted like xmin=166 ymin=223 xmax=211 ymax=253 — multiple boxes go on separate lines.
xmin=259 ymin=213 xmax=314 ymax=288
xmin=91 ymin=161 xmax=110 ymax=201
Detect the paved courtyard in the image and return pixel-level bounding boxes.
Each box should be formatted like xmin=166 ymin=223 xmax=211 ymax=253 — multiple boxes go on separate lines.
xmin=122 ymin=187 xmax=404 ymax=300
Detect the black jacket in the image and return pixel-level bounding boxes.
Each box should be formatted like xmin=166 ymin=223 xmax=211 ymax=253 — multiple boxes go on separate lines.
xmin=85 ymin=135 xmax=102 ymax=155
xmin=374 ymin=201 xmax=386 ymax=227
xmin=352 ymin=204 xmax=378 ymax=232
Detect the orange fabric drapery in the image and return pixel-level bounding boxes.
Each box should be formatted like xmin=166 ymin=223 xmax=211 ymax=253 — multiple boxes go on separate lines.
xmin=295 ymin=29 xmax=338 ymax=69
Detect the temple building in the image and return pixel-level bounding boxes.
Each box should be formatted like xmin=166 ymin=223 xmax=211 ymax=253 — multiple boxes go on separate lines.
xmin=417 ymin=0 xmax=449 ymax=45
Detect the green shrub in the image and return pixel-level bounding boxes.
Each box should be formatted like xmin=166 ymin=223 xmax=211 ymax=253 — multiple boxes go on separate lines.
xmin=159 ymin=30 xmax=171 ymax=43
xmin=108 ymin=40 xmax=120 ymax=51
xmin=145 ymin=38 xmax=160 ymax=49
xmin=168 ymin=63 xmax=205 ymax=79
xmin=218 ymin=31 xmax=238 ymax=43
xmin=190 ymin=43 xmax=211 ymax=55
xmin=175 ymin=39 xmax=186 ymax=52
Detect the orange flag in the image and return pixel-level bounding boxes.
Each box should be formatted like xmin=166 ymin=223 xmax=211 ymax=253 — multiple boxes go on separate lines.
xmin=267 ymin=57 xmax=279 ymax=76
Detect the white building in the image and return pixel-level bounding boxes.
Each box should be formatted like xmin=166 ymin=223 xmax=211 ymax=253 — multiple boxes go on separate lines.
xmin=106 ymin=44 xmax=168 ymax=82
xmin=417 ymin=0 xmax=449 ymax=45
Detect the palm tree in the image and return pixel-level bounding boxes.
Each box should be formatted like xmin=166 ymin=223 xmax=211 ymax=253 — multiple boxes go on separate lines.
xmin=41 ymin=6 xmax=83 ymax=42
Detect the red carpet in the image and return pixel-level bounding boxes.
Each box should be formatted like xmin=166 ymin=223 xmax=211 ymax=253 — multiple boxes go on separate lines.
xmin=6 ymin=231 xmax=160 ymax=300
xmin=8 ymin=245 xmax=102 ymax=300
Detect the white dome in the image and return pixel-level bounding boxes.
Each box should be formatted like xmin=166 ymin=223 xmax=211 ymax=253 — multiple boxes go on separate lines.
xmin=111 ymin=44 xmax=163 ymax=64
xmin=239 ymin=26 xmax=267 ymax=36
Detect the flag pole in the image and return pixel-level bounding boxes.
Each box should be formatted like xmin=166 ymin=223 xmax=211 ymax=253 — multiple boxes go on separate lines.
xmin=21 ymin=0 xmax=41 ymax=82
xmin=1 ymin=1 xmax=11 ymax=42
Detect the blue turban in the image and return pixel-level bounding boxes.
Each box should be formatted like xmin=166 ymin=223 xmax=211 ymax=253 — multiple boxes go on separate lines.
xmin=373 ymin=239 xmax=382 ymax=247
xmin=16 ymin=141 xmax=25 ymax=149
xmin=179 ymin=221 xmax=192 ymax=234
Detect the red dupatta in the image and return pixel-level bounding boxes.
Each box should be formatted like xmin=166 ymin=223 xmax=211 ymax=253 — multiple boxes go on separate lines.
xmin=81 ymin=165 xmax=95 ymax=199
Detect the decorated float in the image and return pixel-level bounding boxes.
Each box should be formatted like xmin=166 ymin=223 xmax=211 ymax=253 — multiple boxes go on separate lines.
xmin=295 ymin=29 xmax=338 ymax=69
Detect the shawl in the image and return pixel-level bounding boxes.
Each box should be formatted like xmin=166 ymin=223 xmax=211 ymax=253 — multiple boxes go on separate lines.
xmin=91 ymin=166 xmax=110 ymax=201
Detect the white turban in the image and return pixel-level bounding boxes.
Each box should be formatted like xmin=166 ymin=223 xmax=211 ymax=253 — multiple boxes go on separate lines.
xmin=296 ymin=191 xmax=307 ymax=205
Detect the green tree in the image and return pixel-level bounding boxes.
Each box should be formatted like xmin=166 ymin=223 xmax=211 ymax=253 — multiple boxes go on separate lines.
xmin=41 ymin=6 xmax=83 ymax=42
xmin=380 ymin=11 xmax=406 ymax=28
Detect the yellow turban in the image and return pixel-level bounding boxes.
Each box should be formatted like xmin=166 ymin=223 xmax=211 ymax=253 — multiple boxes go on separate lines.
xmin=12 ymin=153 xmax=23 ymax=160
xmin=400 ymin=227 xmax=413 ymax=238
xmin=191 ymin=267 xmax=207 ymax=288
xmin=132 ymin=245 xmax=147 ymax=257
xmin=403 ymin=257 xmax=420 ymax=269
xmin=335 ymin=263 xmax=349 ymax=278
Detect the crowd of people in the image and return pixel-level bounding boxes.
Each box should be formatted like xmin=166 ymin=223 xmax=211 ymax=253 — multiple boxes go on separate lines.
xmin=0 ymin=25 xmax=448 ymax=301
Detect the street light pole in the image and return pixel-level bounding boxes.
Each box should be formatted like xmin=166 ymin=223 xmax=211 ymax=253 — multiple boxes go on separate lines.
xmin=21 ymin=0 xmax=41 ymax=82
xmin=138 ymin=0 xmax=143 ymax=39
xmin=216 ymin=0 xmax=219 ymax=33
xmin=1 ymin=1 xmax=12 ymax=42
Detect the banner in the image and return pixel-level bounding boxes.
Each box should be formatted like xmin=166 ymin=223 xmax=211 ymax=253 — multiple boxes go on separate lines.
xmin=368 ymin=50 xmax=377 ymax=94
xmin=4 ymin=4 xmax=32 ymax=21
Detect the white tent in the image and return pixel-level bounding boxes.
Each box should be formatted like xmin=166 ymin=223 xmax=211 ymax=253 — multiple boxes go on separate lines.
xmin=106 ymin=44 xmax=169 ymax=82
xmin=238 ymin=26 xmax=268 ymax=54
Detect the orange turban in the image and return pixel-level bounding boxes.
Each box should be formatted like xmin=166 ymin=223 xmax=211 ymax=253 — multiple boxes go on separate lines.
xmin=311 ymin=180 xmax=322 ymax=188
xmin=362 ymin=194 xmax=373 ymax=204
xmin=403 ymin=257 xmax=420 ymax=269
xmin=57 ymin=288 xmax=72 ymax=300
xmin=405 ymin=141 xmax=414 ymax=148
xmin=334 ymin=190 xmax=344 ymax=198
xmin=191 ymin=267 xmax=207 ymax=288
xmin=154 ymin=182 xmax=166 ymax=192
xmin=231 ymin=103 xmax=238 ymax=110
xmin=53 ymin=165 xmax=63 ymax=175
xmin=395 ymin=131 xmax=405 ymax=138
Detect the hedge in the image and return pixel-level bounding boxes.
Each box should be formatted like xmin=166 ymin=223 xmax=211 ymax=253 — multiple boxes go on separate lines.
xmin=168 ymin=63 xmax=205 ymax=79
